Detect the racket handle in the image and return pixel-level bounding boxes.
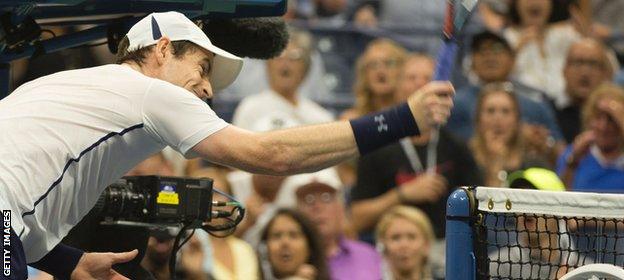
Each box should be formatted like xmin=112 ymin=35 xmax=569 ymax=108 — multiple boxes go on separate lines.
xmin=433 ymin=40 xmax=459 ymax=81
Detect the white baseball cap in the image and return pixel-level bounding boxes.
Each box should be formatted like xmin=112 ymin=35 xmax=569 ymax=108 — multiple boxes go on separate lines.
xmin=282 ymin=168 xmax=343 ymax=198
xmin=126 ymin=11 xmax=243 ymax=91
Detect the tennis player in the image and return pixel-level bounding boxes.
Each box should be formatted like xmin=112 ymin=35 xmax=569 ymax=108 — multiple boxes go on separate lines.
xmin=0 ymin=11 xmax=454 ymax=279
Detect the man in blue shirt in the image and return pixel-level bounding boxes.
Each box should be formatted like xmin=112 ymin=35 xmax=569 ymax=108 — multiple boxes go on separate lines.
xmin=557 ymin=83 xmax=624 ymax=193
xmin=446 ymin=31 xmax=564 ymax=143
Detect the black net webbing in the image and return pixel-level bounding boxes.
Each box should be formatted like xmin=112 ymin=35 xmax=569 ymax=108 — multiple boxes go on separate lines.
xmin=474 ymin=211 xmax=624 ymax=279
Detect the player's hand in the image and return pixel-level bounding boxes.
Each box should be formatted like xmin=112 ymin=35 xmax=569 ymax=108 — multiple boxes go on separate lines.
xmin=408 ymin=82 xmax=455 ymax=133
xmin=70 ymin=249 xmax=138 ymax=280
xmin=399 ymin=174 xmax=448 ymax=204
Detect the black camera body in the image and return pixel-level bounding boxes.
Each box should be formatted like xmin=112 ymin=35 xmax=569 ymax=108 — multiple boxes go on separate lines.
xmin=93 ymin=176 xmax=213 ymax=227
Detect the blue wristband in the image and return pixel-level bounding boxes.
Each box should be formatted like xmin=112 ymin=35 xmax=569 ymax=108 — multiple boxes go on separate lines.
xmin=349 ymin=102 xmax=420 ymax=155
xmin=30 ymin=243 xmax=84 ymax=280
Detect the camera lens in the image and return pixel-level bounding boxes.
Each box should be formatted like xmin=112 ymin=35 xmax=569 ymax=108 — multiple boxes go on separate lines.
xmin=94 ymin=182 xmax=148 ymax=220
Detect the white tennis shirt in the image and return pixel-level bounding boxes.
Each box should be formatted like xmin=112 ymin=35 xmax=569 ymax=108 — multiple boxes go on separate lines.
xmin=0 ymin=64 xmax=228 ymax=262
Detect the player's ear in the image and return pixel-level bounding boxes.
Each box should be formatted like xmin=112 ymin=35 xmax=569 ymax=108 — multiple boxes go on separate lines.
xmin=155 ymin=36 xmax=172 ymax=65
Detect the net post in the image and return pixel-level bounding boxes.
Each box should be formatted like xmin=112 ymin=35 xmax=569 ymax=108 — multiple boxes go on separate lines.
xmin=446 ymin=187 xmax=476 ymax=280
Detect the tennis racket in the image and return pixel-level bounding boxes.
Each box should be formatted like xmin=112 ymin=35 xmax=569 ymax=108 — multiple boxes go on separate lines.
xmin=427 ymin=0 xmax=479 ymax=174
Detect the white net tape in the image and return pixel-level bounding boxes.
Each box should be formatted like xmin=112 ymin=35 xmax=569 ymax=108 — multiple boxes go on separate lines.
xmin=476 ymin=187 xmax=624 ymax=219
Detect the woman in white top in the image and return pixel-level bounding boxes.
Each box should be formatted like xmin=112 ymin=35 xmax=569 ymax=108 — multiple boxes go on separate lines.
xmin=503 ymin=0 xmax=581 ymax=108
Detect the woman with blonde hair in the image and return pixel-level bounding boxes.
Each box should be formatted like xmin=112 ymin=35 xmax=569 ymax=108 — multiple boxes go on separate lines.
xmin=503 ymin=0 xmax=581 ymax=107
xmin=375 ymin=206 xmax=436 ymax=280
xmin=470 ymin=83 xmax=557 ymax=187
xmin=557 ymin=83 xmax=624 ymax=192
xmin=341 ymin=38 xmax=408 ymax=119
xmin=338 ymin=38 xmax=407 ymax=188
xmin=470 ymin=83 xmax=524 ymax=186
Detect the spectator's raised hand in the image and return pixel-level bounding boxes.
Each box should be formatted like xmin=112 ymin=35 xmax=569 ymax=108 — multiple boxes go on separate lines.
xmin=523 ymin=123 xmax=549 ymax=145
xmin=484 ymin=130 xmax=508 ymax=158
xmin=522 ymin=123 xmax=560 ymax=165
xmin=399 ymin=173 xmax=448 ymax=204
xmin=522 ymin=124 xmax=556 ymax=152
xmin=569 ymin=4 xmax=591 ymax=36
xmin=294 ymin=264 xmax=318 ymax=280
xmin=571 ymin=130 xmax=595 ymax=160
xmin=568 ymin=4 xmax=612 ymax=39
xmin=408 ymin=81 xmax=455 ymax=132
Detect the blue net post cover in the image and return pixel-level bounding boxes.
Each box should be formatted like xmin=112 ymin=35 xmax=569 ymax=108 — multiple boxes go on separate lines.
xmin=446 ymin=188 xmax=476 ymax=280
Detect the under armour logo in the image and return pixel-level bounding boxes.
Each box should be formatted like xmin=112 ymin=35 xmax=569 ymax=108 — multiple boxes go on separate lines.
xmin=375 ymin=115 xmax=388 ymax=132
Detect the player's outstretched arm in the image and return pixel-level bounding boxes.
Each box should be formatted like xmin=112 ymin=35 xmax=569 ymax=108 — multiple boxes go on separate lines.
xmin=195 ymin=121 xmax=358 ymax=175
xmin=192 ymin=81 xmax=454 ymax=175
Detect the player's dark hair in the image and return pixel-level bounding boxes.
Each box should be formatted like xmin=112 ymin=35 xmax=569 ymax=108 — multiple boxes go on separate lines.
xmin=115 ymin=36 xmax=201 ymax=65
xmin=201 ymin=17 xmax=289 ymax=59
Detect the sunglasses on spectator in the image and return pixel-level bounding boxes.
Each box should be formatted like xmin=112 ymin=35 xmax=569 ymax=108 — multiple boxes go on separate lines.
xmin=568 ymin=58 xmax=605 ymax=70
xmin=299 ymin=192 xmax=336 ymax=205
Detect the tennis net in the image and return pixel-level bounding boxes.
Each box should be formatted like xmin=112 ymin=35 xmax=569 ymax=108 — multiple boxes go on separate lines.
xmin=446 ymin=187 xmax=624 ymax=280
